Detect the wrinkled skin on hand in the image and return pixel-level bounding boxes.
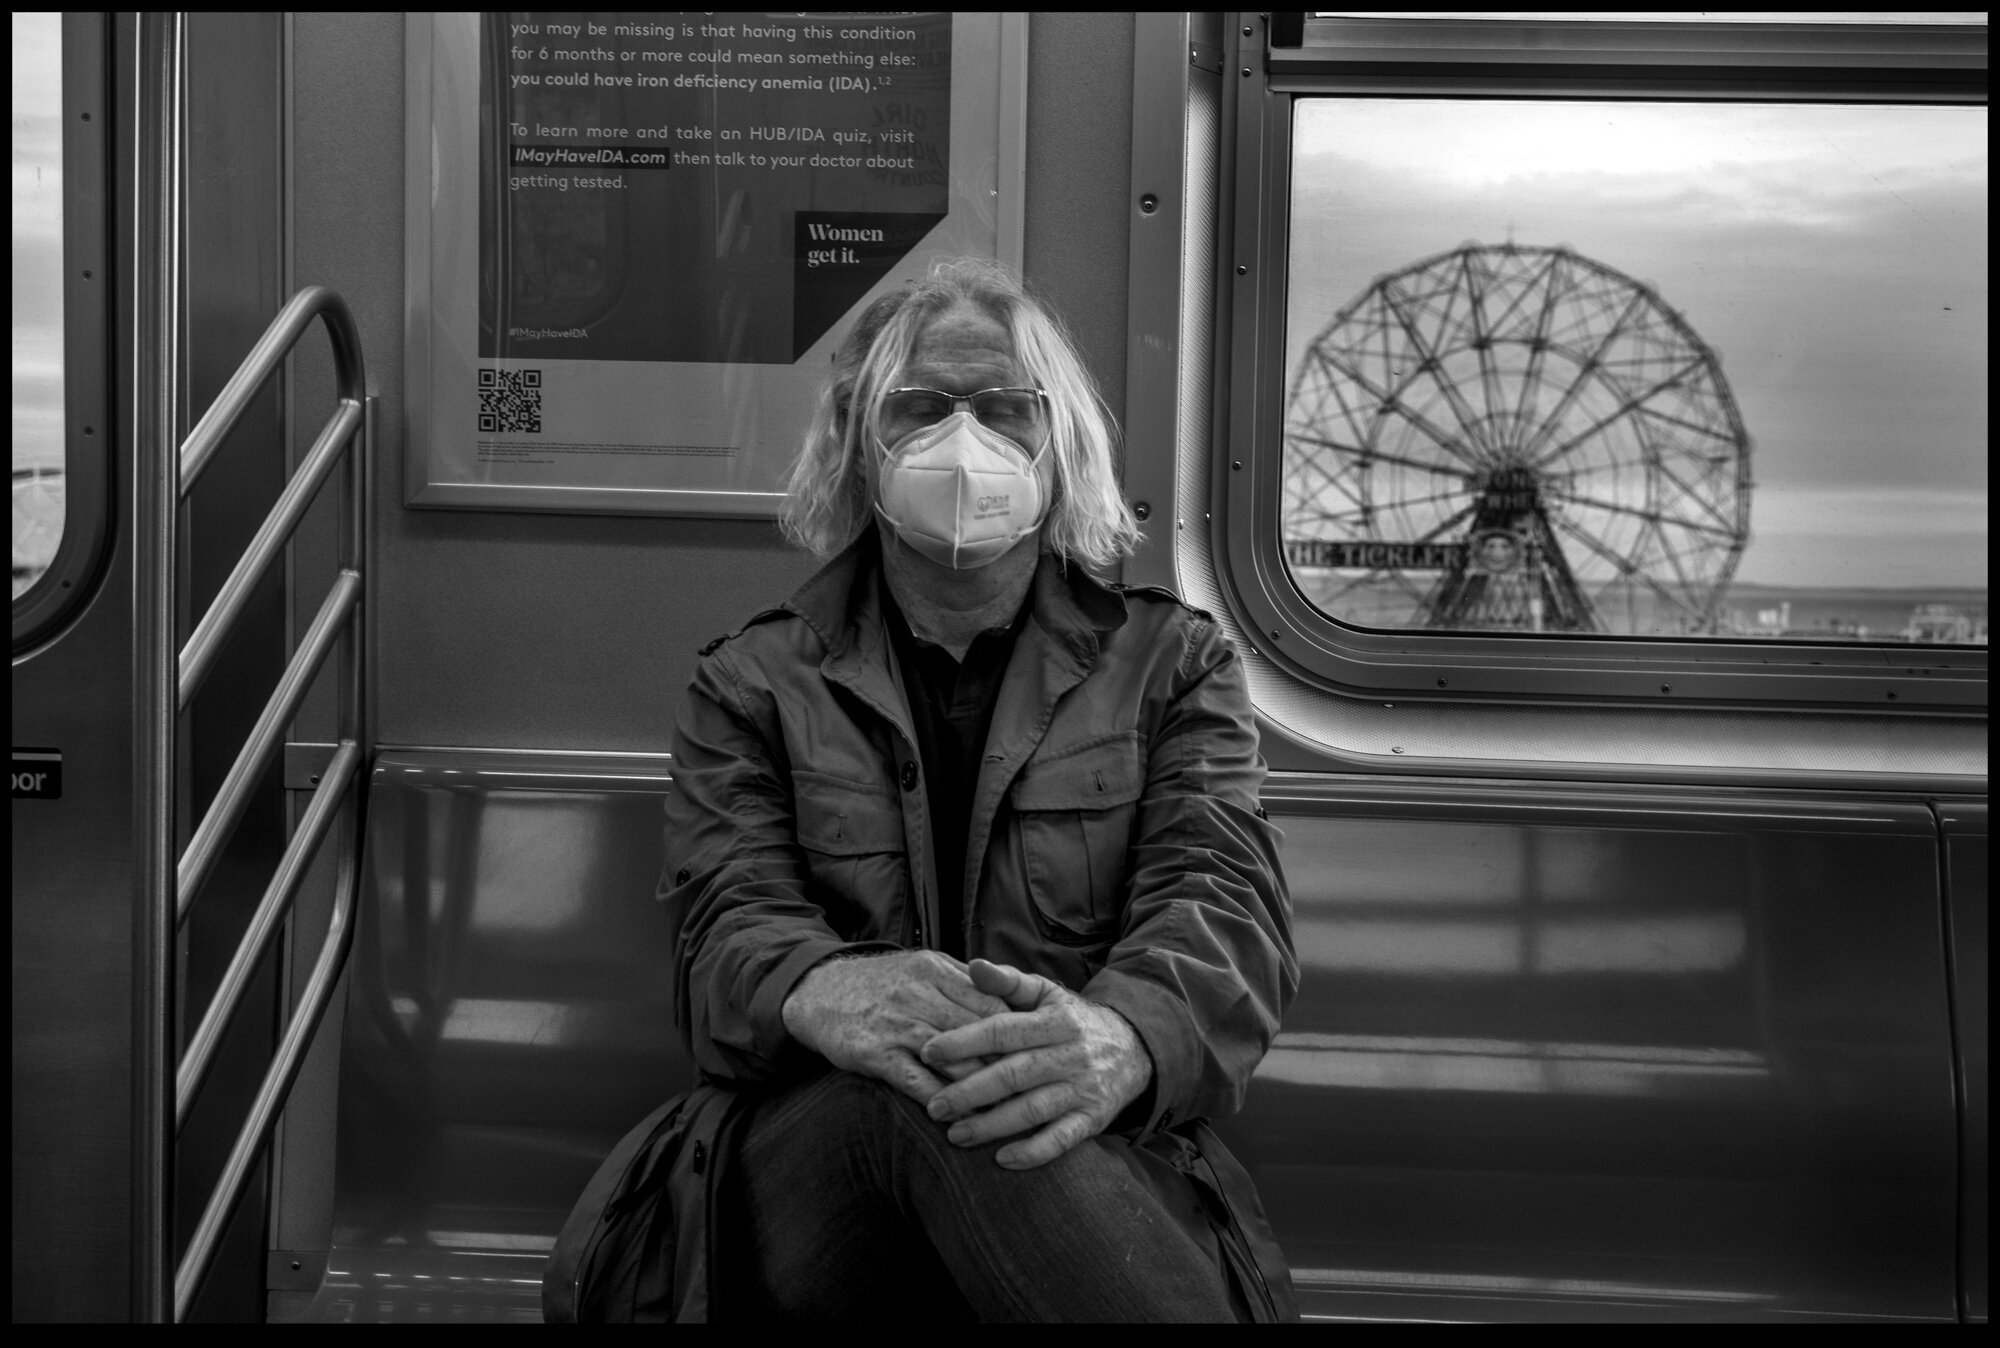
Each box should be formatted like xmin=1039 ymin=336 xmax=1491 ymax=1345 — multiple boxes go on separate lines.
xmin=919 ymin=959 xmax=1154 ymax=1170
xmin=779 ymin=949 xmax=1012 ymax=1103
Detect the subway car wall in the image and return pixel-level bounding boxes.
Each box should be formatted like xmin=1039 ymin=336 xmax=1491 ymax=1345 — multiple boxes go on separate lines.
xmin=9 ymin=10 xmax=1987 ymax=1325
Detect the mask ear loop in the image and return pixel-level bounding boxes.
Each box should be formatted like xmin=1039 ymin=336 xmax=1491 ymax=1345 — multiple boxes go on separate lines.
xmin=1021 ymin=414 xmax=1059 ymax=533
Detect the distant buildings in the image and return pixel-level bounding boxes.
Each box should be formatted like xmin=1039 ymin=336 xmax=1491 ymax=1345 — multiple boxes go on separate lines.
xmin=1719 ymin=599 xmax=1987 ymax=644
xmin=1904 ymin=603 xmax=1986 ymax=645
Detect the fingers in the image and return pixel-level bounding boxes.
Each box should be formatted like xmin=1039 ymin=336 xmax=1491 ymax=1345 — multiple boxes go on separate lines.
xmin=898 ymin=950 xmax=1011 ymax=1021
xmin=878 ymin=1046 xmax=950 ymax=1106
xmin=921 ymin=1007 xmax=1074 ymax=1069
xmin=934 ymin=1075 xmax=1103 ymax=1170
xmin=936 ymin=1054 xmax=993 ymax=1083
xmin=923 ymin=967 xmax=1012 ymax=1021
xmin=968 ymin=958 xmax=1058 ymax=1011
xmin=880 ymin=956 xmax=1010 ymax=1048
xmin=905 ymin=977 xmax=1005 ymax=1033
xmin=926 ymin=1041 xmax=1073 ymax=1123
xmin=938 ymin=1074 xmax=1073 ymax=1146
xmin=996 ymin=1112 xmax=1098 ymax=1170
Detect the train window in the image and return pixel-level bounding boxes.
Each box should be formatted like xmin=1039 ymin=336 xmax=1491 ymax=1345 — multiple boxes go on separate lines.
xmin=12 ymin=12 xmax=110 ymax=652
xmin=1282 ymin=99 xmax=1986 ymax=648
xmin=12 ymin=11 xmax=65 ymax=602
xmin=1212 ymin=13 xmax=1987 ymax=709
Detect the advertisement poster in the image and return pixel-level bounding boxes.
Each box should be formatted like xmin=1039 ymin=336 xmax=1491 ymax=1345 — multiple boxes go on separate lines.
xmin=407 ymin=12 xmax=1025 ymax=515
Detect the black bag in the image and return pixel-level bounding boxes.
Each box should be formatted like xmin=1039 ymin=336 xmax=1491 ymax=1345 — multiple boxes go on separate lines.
xmin=1183 ymin=1121 xmax=1300 ymax=1323
xmin=541 ymin=1082 xmax=755 ymax=1323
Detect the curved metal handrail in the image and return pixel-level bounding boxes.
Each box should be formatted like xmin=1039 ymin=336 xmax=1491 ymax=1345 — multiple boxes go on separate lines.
xmin=179 ymin=284 xmax=365 ymax=493
xmin=159 ymin=282 xmax=369 ymax=1316
xmin=180 ymin=375 xmax=361 ymax=708
xmin=176 ymin=738 xmax=362 ymax=1124
xmin=176 ymin=568 xmax=360 ymax=918
xmin=176 ymin=825 xmax=361 ymax=1322
xmin=134 ymin=38 xmax=372 ymax=1316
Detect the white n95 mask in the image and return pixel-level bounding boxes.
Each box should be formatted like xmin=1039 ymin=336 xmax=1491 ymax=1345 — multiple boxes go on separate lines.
xmin=874 ymin=411 xmax=1053 ymax=570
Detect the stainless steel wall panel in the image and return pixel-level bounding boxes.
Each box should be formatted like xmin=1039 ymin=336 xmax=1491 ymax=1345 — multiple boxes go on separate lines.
xmin=1938 ymin=798 xmax=1987 ymax=1323
xmin=283 ymin=751 xmax=686 ymax=1322
xmin=12 ymin=15 xmax=136 ymax=1322
xmin=172 ymin=12 xmax=292 ymax=1322
xmin=11 ymin=604 xmax=137 ymax=1322
xmin=1222 ymin=782 xmax=1957 ymax=1321
xmin=1024 ymin=12 xmax=1134 ymax=434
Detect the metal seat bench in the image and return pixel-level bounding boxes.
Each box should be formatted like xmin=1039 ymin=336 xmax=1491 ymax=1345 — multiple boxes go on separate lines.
xmin=278 ymin=749 xmax=689 ymax=1322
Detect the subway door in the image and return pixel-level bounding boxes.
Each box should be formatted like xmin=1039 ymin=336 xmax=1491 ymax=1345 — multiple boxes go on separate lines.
xmin=11 ymin=13 xmax=293 ymax=1322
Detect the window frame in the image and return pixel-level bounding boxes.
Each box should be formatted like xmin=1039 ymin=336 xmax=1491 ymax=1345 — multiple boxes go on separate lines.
xmin=13 ymin=12 xmax=113 ymax=655
xmin=1216 ymin=13 xmax=1986 ymax=713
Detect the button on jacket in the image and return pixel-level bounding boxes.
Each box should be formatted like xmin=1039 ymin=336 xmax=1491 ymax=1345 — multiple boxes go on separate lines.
xmin=661 ymin=530 xmax=1296 ymax=1140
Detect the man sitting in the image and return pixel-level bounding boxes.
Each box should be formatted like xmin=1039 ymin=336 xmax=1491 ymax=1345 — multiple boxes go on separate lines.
xmin=662 ymin=258 xmax=1296 ymax=1322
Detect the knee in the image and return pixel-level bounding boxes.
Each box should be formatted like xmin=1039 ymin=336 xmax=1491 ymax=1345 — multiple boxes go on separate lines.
xmin=795 ymin=1069 xmax=934 ymax=1143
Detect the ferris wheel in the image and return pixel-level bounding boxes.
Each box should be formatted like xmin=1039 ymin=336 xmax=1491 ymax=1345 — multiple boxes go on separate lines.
xmin=1284 ymin=243 xmax=1752 ymax=635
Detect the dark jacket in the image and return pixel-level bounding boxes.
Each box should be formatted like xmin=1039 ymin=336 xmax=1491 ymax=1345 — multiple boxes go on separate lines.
xmin=658 ymin=532 xmax=1299 ymax=1315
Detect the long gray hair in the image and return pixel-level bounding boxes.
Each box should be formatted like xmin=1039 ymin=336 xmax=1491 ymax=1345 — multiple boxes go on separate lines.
xmin=780 ymin=257 xmax=1140 ymax=573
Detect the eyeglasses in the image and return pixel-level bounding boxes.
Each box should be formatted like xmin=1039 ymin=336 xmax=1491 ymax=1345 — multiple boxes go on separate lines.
xmin=879 ymin=386 xmax=1050 ymax=447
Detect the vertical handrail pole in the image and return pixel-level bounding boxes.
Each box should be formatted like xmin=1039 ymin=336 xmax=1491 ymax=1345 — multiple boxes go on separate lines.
xmin=131 ymin=10 xmax=184 ymax=1325
xmin=362 ymin=395 xmax=377 ymax=757
xmin=343 ymin=395 xmax=367 ymax=798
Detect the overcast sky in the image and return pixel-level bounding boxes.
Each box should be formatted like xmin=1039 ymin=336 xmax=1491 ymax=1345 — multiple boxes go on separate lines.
xmin=12 ymin=12 xmax=64 ymax=476
xmin=1287 ymin=100 xmax=1988 ymax=589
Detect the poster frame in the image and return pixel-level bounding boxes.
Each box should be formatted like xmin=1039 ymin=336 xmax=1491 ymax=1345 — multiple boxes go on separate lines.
xmin=403 ymin=11 xmax=1029 ymax=517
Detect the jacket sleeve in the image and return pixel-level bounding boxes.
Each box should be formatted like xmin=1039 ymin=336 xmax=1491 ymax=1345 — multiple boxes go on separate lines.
xmin=659 ymin=646 xmax=892 ymax=1084
xmin=1082 ymin=617 xmax=1297 ymax=1137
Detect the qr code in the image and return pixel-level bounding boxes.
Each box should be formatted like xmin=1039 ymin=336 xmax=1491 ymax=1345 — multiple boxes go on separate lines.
xmin=479 ymin=368 xmax=542 ymax=434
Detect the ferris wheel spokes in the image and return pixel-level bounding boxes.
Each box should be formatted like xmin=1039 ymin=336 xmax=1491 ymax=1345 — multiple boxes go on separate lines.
xmin=1286 ymin=430 xmax=1477 ymax=483
xmin=1284 ymin=244 xmax=1751 ymax=637
xmin=1304 ymin=349 xmax=1482 ymax=470
xmin=1527 ymin=356 xmax=1710 ymax=473
xmin=1379 ymin=284 xmax=1492 ymax=443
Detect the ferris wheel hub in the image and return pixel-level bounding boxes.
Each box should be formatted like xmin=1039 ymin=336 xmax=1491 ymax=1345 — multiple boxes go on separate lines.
xmin=1474 ymin=465 xmax=1542 ymax=516
xmin=1464 ymin=411 xmax=1535 ymax=462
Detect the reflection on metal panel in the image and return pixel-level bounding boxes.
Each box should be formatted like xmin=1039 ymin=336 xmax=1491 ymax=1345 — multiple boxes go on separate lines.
xmin=299 ymin=1249 xmax=548 ymax=1323
xmin=1224 ymin=786 xmax=1958 ymax=1322
xmin=1294 ymin=1265 xmax=1779 ymax=1307
xmin=1293 ymin=913 xmax=1747 ymax=975
xmin=287 ymin=751 xmax=689 ymax=1323
xmin=1258 ymin=1033 xmax=1769 ymax=1098
xmin=1281 ymin=820 xmax=1629 ymax=907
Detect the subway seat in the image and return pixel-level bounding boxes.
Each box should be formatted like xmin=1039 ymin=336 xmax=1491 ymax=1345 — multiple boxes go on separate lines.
xmin=282 ymin=749 xmax=691 ymax=1322
xmin=278 ymin=749 xmax=1964 ymax=1323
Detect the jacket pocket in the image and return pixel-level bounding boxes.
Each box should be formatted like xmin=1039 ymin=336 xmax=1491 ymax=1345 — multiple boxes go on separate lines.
xmin=1009 ymin=732 xmax=1143 ymax=944
xmin=791 ymin=770 xmax=908 ymax=942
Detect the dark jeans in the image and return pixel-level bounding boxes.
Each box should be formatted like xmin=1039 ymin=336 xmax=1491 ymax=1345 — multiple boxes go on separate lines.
xmin=725 ymin=1068 xmax=1244 ymax=1323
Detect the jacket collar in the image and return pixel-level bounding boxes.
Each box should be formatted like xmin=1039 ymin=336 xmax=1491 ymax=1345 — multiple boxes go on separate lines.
xmin=784 ymin=528 xmax=1129 ymax=667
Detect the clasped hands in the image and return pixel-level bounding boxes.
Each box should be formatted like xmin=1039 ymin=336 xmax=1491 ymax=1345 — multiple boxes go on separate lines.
xmin=779 ymin=949 xmax=1152 ymax=1170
